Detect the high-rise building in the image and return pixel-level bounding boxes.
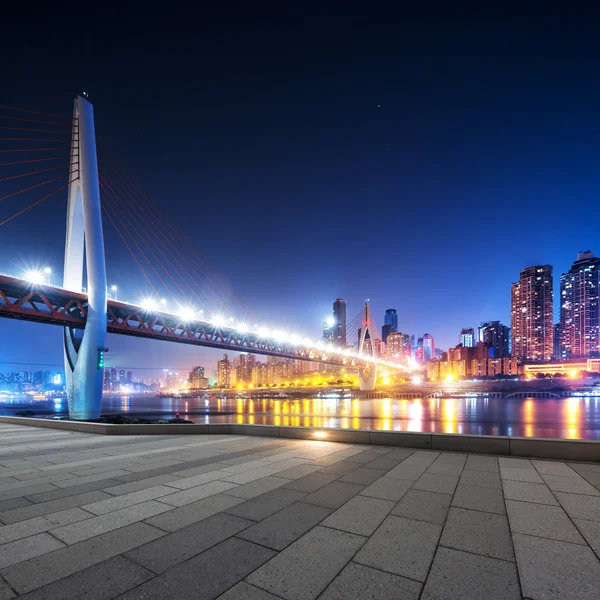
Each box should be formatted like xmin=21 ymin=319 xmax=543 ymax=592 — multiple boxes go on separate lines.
xmin=423 ymin=334 xmax=434 ymax=361
xmin=217 ymin=354 xmax=231 ymax=388
xmin=560 ymin=251 xmax=600 ymax=359
xmin=322 ymin=317 xmax=334 ymax=342
xmin=511 ymin=265 xmax=554 ymax=361
xmin=382 ymin=309 xmax=398 ymax=343
xmin=459 ymin=328 xmax=475 ymax=347
xmin=189 ymin=366 xmax=209 ymax=389
xmin=553 ymin=323 xmax=562 ymax=360
xmin=478 ymin=321 xmax=511 ymax=358
xmin=333 ymin=299 xmax=347 ymax=347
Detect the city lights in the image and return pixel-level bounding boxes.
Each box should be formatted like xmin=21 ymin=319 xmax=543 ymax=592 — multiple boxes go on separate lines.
xmin=23 ymin=269 xmax=44 ymax=285
xmin=313 ymin=431 xmax=328 ymax=439
xmin=412 ymin=375 xmax=423 ymax=385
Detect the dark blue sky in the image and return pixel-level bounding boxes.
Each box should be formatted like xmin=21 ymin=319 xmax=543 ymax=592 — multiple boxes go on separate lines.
xmin=0 ymin=5 xmax=599 ymax=373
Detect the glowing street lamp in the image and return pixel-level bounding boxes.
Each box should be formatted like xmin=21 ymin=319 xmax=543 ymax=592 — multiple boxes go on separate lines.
xmin=43 ymin=267 xmax=52 ymax=285
xmin=111 ymin=285 xmax=117 ymax=301
xmin=140 ymin=297 xmax=157 ymax=312
xmin=24 ymin=269 xmax=44 ymax=285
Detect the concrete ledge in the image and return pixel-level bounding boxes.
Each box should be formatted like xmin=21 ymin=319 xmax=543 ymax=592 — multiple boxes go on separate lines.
xmin=431 ymin=434 xmax=510 ymax=455
xmin=0 ymin=416 xmax=598 ymax=462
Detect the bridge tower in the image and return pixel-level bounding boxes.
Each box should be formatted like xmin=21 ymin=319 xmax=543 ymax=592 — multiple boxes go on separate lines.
xmin=63 ymin=96 xmax=107 ymax=420
xmin=357 ymin=300 xmax=378 ymax=391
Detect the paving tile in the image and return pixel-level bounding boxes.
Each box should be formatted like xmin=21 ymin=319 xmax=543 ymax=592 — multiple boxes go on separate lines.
xmin=144 ymin=493 xmax=245 ymax=532
xmin=498 ymin=457 xmax=534 ymax=469
xmin=120 ymin=537 xmax=275 ymax=600
xmin=0 ymin=507 xmax=92 ymax=545
xmin=413 ymin=473 xmax=459 ymax=495
xmin=402 ymin=451 xmax=439 ymax=467
xmin=159 ymin=480 xmax=239 ymax=507
xmin=338 ymin=467 xmax=383 ymax=485
xmin=0 ymin=578 xmax=15 ymax=600
xmin=506 ymin=499 xmax=585 ymax=544
xmin=362 ymin=456 xmax=404 ymax=471
xmin=555 ymin=492 xmax=600 ymax=522
xmin=451 ymin=484 xmax=506 ymax=515
xmin=354 ymin=515 xmax=441 ymax=581
xmin=459 ymin=469 xmax=502 ymax=489
xmin=392 ymin=489 xmax=451 ymax=525
xmin=542 ymin=474 xmax=600 ymax=496
xmin=224 ymin=476 xmax=289 ymax=500
xmin=301 ymin=481 xmax=365 ymax=509
xmin=216 ymin=581 xmax=281 ymax=599
xmin=384 ymin=464 xmax=427 ymax=481
xmin=0 ymin=484 xmax=57 ymax=502
xmin=0 ymin=522 xmax=164 ymax=594
xmin=237 ymin=501 xmax=333 ymax=550
xmin=0 ymin=497 xmax=32 ymax=513
xmin=0 ymin=533 xmax=65 ymax=569
xmin=533 ymin=460 xmax=579 ymax=477
xmin=440 ymin=507 xmax=514 ymax=561
xmin=359 ymin=475 xmax=413 ymax=502
xmin=384 ymin=448 xmax=416 ymax=460
xmin=500 ymin=467 xmax=544 ymax=483
xmin=50 ymin=500 xmax=169 ymax=544
xmin=0 ymin=490 xmax=113 ymax=524
xmin=226 ymin=488 xmax=305 ymax=521
xmin=319 ymin=461 xmax=361 ymax=475
xmin=247 ymin=525 xmax=365 ymax=600
xmin=514 ymin=532 xmax=600 ymax=600
xmin=465 ymin=455 xmax=499 ymax=472
xmin=421 ymin=547 xmax=520 ymax=600
xmin=320 ymin=561 xmax=421 ymax=600
xmin=82 ymin=484 xmax=176 ymax=514
xmin=126 ymin=512 xmax=253 ymax=573
xmin=16 ymin=555 xmax=153 ymax=600
xmin=502 ymin=480 xmax=559 ymax=506
xmin=574 ymin=519 xmax=600 ymax=554
xmin=23 ymin=480 xmax=121 ymax=503
xmin=221 ymin=466 xmax=285 ymax=485
xmin=274 ymin=464 xmax=322 ymax=480
xmin=166 ymin=469 xmax=234 ymax=490
xmin=283 ymin=472 xmax=338 ymax=493
xmin=322 ymin=495 xmax=395 ymax=536
xmin=101 ymin=474 xmax=185 ymax=496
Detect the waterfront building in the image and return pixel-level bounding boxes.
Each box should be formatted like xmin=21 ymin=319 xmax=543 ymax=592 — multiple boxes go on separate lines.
xmin=560 ymin=251 xmax=600 ymax=359
xmin=511 ymin=265 xmax=554 ymax=361
xmin=423 ymin=334 xmax=435 ymax=361
xmin=382 ymin=309 xmax=398 ymax=342
xmin=217 ymin=354 xmax=231 ymax=388
xmin=333 ymin=298 xmax=347 ymax=346
xmin=553 ymin=323 xmax=562 ymax=359
xmin=459 ymin=328 xmax=475 ymax=347
xmin=189 ymin=366 xmax=209 ymax=389
xmin=479 ymin=321 xmax=511 ymax=358
xmin=322 ymin=317 xmax=334 ymax=342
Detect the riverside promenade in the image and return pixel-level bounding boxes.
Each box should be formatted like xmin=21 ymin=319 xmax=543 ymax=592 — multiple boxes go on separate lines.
xmin=0 ymin=423 xmax=599 ymax=599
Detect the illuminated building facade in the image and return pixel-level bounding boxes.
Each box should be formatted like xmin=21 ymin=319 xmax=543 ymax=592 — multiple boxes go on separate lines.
xmin=459 ymin=328 xmax=475 ymax=347
xmin=382 ymin=308 xmax=398 ymax=342
xmin=511 ymin=265 xmax=554 ymax=361
xmin=560 ymin=251 xmax=600 ymax=359
xmin=478 ymin=321 xmax=510 ymax=358
xmin=189 ymin=366 xmax=209 ymax=389
xmin=333 ymin=298 xmax=347 ymax=346
xmin=217 ymin=354 xmax=231 ymax=388
xmin=423 ymin=333 xmax=435 ymax=361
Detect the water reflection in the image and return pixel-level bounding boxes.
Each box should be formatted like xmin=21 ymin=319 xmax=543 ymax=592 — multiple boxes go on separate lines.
xmin=1 ymin=394 xmax=600 ymax=440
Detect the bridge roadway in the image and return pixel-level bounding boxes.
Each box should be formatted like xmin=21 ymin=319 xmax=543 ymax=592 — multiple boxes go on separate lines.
xmin=0 ymin=274 xmax=371 ymax=367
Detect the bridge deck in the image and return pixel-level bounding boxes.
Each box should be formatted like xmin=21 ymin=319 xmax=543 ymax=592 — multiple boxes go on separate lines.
xmin=0 ymin=424 xmax=598 ymax=598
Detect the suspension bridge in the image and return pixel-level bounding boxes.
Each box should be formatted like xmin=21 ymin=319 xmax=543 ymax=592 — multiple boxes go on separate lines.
xmin=0 ymin=95 xmax=397 ymax=419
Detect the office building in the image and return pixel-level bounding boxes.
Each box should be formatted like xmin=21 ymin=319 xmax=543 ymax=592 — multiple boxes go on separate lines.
xmin=423 ymin=333 xmax=435 ymax=361
xmin=333 ymin=298 xmax=347 ymax=346
xmin=189 ymin=366 xmax=209 ymax=389
xmin=560 ymin=251 xmax=600 ymax=359
xmin=511 ymin=265 xmax=554 ymax=361
xmin=459 ymin=328 xmax=475 ymax=347
xmin=217 ymin=354 xmax=231 ymax=388
xmin=553 ymin=323 xmax=562 ymax=360
xmin=322 ymin=317 xmax=334 ymax=343
xmin=478 ymin=321 xmax=511 ymax=358
xmin=382 ymin=308 xmax=398 ymax=343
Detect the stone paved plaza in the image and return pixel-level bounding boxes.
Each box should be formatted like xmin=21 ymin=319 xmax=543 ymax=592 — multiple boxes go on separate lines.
xmin=0 ymin=424 xmax=599 ymax=599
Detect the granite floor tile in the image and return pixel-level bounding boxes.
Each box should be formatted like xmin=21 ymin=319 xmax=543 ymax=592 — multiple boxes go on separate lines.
xmin=338 ymin=467 xmax=383 ymax=486
xmin=362 ymin=456 xmax=404 ymax=471
xmin=126 ymin=512 xmax=253 ymax=573
xmin=16 ymin=556 xmax=153 ymax=600
xmin=506 ymin=499 xmax=585 ymax=544
xmin=413 ymin=473 xmax=459 ymax=495
xmin=82 ymin=484 xmax=176 ymax=514
xmin=159 ymin=480 xmax=239 ymax=507
xmin=319 ymin=461 xmax=361 ymax=475
xmin=359 ymin=475 xmax=413 ymax=502
xmin=319 ymin=562 xmax=421 ymax=600
xmin=301 ymin=481 xmax=365 ymax=509
xmin=502 ymin=480 xmax=559 ymax=506
xmin=282 ymin=472 xmax=339 ymax=493
xmin=0 ymin=522 xmax=164 ymax=594
xmin=392 ymin=489 xmax=451 ymax=525
xmin=237 ymin=501 xmax=333 ymax=551
xmin=464 ymin=455 xmax=499 ymax=473
xmin=533 ymin=461 xmax=579 ymax=477
xmin=23 ymin=480 xmax=122 ymax=504
xmin=440 ymin=507 xmax=514 ymax=562
xmin=247 ymin=526 xmax=365 ymax=600
xmin=0 ymin=533 xmax=65 ymax=569
xmin=555 ymin=492 xmax=600 ymax=522
xmin=322 ymin=495 xmax=395 ymax=536
xmin=120 ymin=537 xmax=276 ymax=600
xmin=0 ymin=578 xmax=15 ymax=600
xmin=498 ymin=457 xmax=534 ymax=469
xmin=216 ymin=581 xmax=282 ymax=599
xmin=514 ymin=532 xmax=600 ymax=600
xmin=101 ymin=474 xmax=182 ymax=495
xmin=224 ymin=476 xmax=289 ymax=500
xmin=354 ymin=515 xmax=441 ymax=581
xmin=451 ymin=484 xmax=506 ymax=514
xmin=226 ymin=488 xmax=306 ymax=521
xmin=500 ymin=466 xmax=544 ymax=483
xmin=542 ymin=474 xmax=600 ymax=496
xmin=459 ymin=470 xmax=502 ymax=489
xmin=274 ymin=464 xmax=322 ymax=480
xmin=384 ymin=464 xmax=427 ymax=481
xmin=421 ymin=547 xmax=521 ymax=600
xmin=574 ymin=518 xmax=600 ymax=555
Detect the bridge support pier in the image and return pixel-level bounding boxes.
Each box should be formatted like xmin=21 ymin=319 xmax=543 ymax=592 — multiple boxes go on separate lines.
xmin=63 ymin=96 xmax=107 ymax=420
xmin=358 ymin=300 xmax=377 ymax=391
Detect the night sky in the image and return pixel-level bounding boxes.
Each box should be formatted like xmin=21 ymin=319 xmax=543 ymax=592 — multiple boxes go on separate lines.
xmin=1 ymin=5 xmax=599 ymax=374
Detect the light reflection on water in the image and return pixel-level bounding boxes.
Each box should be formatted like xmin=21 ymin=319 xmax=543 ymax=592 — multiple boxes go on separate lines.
xmin=1 ymin=394 xmax=600 ymax=440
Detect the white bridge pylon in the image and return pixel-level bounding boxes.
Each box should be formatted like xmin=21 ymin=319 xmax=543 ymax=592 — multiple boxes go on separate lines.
xmin=357 ymin=300 xmax=378 ymax=391
xmin=63 ymin=96 xmax=107 ymax=420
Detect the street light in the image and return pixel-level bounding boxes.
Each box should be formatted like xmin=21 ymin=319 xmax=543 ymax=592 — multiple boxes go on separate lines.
xmin=111 ymin=285 xmax=117 ymax=301
xmin=43 ymin=267 xmax=51 ymax=285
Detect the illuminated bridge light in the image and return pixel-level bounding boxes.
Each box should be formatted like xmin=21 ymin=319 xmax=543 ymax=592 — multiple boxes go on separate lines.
xmin=140 ymin=297 xmax=158 ymax=312
xmin=178 ymin=306 xmax=196 ymax=322
xmin=23 ymin=269 xmax=44 ymax=285
xmin=211 ymin=315 xmax=226 ymax=328
xmin=236 ymin=322 xmax=249 ymax=334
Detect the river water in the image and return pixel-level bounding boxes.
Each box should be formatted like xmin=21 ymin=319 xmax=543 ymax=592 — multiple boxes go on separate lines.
xmin=1 ymin=393 xmax=600 ymax=440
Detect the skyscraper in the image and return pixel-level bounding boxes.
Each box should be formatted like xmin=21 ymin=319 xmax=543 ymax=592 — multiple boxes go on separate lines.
xmin=333 ymin=299 xmax=347 ymax=346
xmin=423 ymin=333 xmax=435 ymax=361
xmin=560 ymin=251 xmax=600 ymax=359
xmin=217 ymin=354 xmax=231 ymax=388
xmin=381 ymin=308 xmax=398 ymax=343
xmin=478 ymin=321 xmax=510 ymax=358
xmin=459 ymin=328 xmax=475 ymax=347
xmin=511 ymin=265 xmax=554 ymax=361
xmin=322 ymin=317 xmax=334 ymax=342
